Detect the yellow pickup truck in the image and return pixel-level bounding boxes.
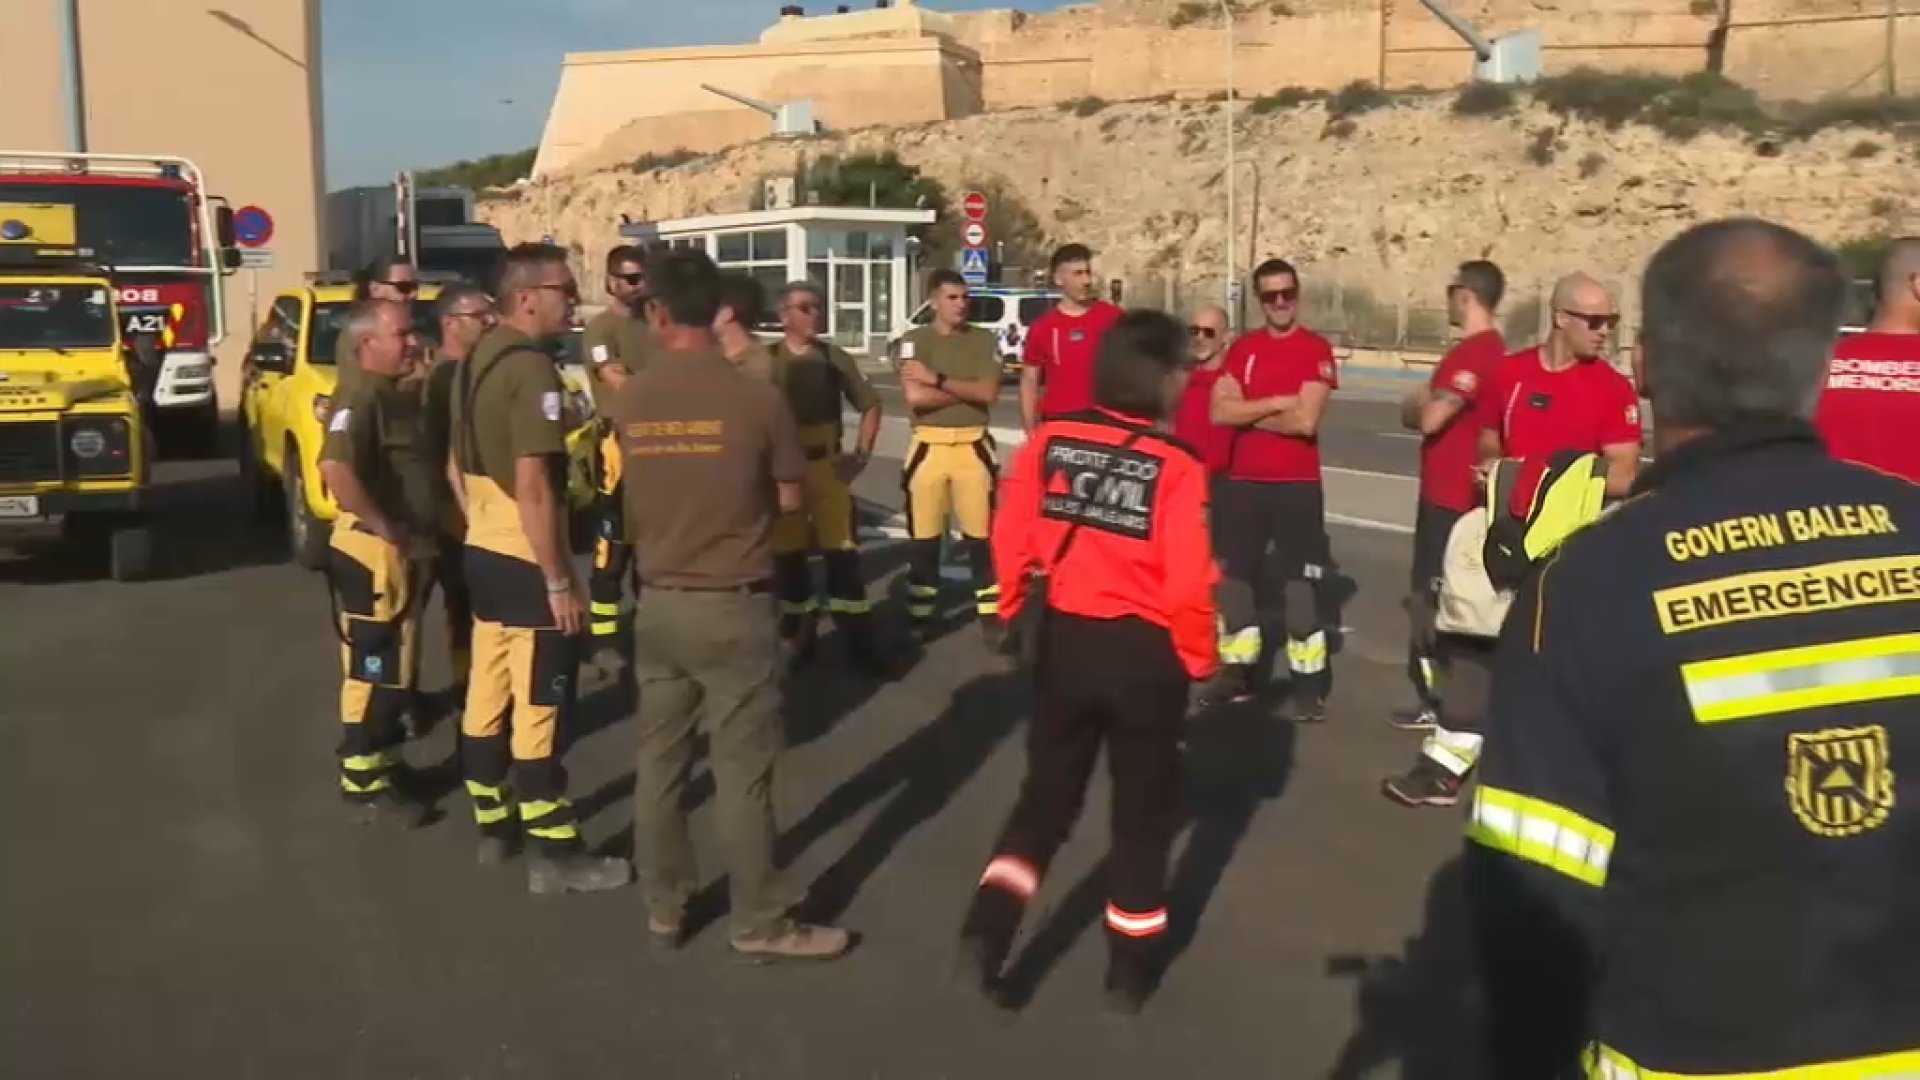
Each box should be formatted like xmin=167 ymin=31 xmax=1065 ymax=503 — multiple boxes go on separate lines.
xmin=236 ymin=280 xmax=598 ymax=569
xmin=0 ymin=251 xmax=155 ymax=580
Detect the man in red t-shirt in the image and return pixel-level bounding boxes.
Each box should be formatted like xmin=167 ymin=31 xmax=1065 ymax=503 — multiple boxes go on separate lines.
xmin=1020 ymin=242 xmax=1124 ymax=431
xmin=1198 ymin=258 xmax=1340 ymax=722
xmin=1815 ymin=237 xmax=1920 ymax=482
xmin=1386 ymin=271 xmax=1642 ymax=808
xmin=1382 ymin=261 xmax=1507 ymax=738
xmin=1172 ymin=303 xmax=1230 ymax=472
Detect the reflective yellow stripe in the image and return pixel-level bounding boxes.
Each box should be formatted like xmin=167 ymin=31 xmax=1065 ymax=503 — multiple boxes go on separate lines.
xmin=1588 ymin=1043 xmax=1920 ymax=1079
xmin=907 ymin=584 xmax=939 ymax=599
xmin=465 ymin=780 xmax=507 ymax=801
xmin=1466 ymin=785 xmax=1613 ymax=888
xmin=520 ymin=798 xmax=578 ymax=840
xmin=1524 ymin=461 xmax=1608 ymax=560
xmin=589 ymin=621 xmax=619 ymax=637
xmin=1287 ymin=631 xmax=1328 ymax=675
xmin=342 ymin=752 xmax=390 ymax=773
xmin=473 ymin=804 xmax=512 ymax=825
xmin=781 ymin=599 xmax=818 ymax=616
xmin=341 ymin=773 xmax=391 ymax=794
xmin=826 ymin=597 xmax=872 ymax=615
xmin=1420 ymin=727 xmax=1482 ymax=777
xmin=976 ymin=601 xmax=1000 ymax=615
xmin=589 ymin=602 xmax=620 ymax=617
xmin=1219 ymin=627 xmax=1261 ymax=665
xmin=1680 ymin=632 xmax=1920 ymax=724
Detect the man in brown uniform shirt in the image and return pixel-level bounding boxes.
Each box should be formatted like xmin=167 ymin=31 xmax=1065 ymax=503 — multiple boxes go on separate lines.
xmin=715 ymin=272 xmax=775 ymax=382
xmin=607 ymin=248 xmax=852 ymax=962
xmin=582 ymin=245 xmax=657 ymax=658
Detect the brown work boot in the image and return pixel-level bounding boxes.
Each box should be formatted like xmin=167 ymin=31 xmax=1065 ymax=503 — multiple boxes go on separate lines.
xmin=729 ymin=919 xmax=853 ymax=964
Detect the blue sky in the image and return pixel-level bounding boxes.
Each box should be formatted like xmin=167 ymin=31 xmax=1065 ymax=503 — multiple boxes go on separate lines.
xmin=321 ymin=0 xmax=1036 ymax=190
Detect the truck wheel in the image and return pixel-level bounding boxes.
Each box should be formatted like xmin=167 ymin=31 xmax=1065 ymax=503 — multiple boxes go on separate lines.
xmin=284 ymin=457 xmax=331 ymax=571
xmin=108 ymin=526 xmax=154 ymax=582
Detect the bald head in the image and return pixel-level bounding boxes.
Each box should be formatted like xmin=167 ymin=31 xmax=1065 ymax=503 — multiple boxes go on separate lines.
xmin=1188 ymin=303 xmax=1229 ymax=362
xmin=1548 ymin=273 xmax=1616 ymax=360
xmin=1639 ymin=217 xmax=1847 ymax=430
xmin=1875 ymin=237 xmax=1920 ymax=323
xmin=1550 ymin=273 xmax=1608 ymax=312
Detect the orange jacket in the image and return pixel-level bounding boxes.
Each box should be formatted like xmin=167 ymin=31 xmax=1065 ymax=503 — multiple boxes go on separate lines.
xmin=993 ymin=409 xmax=1221 ymax=680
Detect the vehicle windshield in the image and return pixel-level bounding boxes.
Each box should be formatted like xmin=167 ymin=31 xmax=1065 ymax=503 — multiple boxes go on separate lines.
xmin=308 ymin=301 xmax=442 ymax=365
xmin=0 ymin=284 xmax=116 ymax=350
xmin=0 ymin=183 xmax=197 ymax=267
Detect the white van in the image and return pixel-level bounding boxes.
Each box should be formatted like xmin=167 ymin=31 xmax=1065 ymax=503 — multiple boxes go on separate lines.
xmin=895 ymin=287 xmax=1060 ymax=378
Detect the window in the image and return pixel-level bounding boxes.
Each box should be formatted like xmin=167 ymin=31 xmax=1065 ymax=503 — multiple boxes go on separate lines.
xmin=308 ymin=300 xmax=435 ymax=366
xmin=968 ymin=296 xmax=1007 ymax=324
xmin=258 ymin=296 xmax=304 ymax=348
xmin=1017 ymin=296 xmax=1055 ymax=326
xmin=871 ymin=262 xmax=894 ymax=335
xmin=0 ymin=284 xmax=115 ymax=350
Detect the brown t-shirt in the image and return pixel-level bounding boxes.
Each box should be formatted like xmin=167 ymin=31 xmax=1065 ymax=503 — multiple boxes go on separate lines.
xmin=319 ymin=370 xmax=440 ymax=558
xmin=607 ymin=345 xmax=805 ymax=588
xmin=729 ymin=339 xmax=777 ymax=383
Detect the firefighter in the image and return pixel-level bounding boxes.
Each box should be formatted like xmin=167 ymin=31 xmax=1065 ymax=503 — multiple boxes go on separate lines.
xmin=336 ymin=256 xmax=421 ymax=388
xmin=416 ymin=282 xmax=496 ymax=718
xmin=1199 ymin=258 xmax=1339 ymax=722
xmin=1468 ymin=219 xmax=1920 ymax=1078
xmin=582 ymin=244 xmax=657 ymax=665
xmin=316 ymin=299 xmax=434 ymax=825
xmin=447 ymin=242 xmax=629 ymax=894
xmin=765 ymin=281 xmax=888 ymax=673
xmin=894 ymin=269 xmax=1007 ymax=650
xmin=714 ymin=272 xmax=775 ymax=381
xmin=1018 ymin=242 xmax=1124 ymax=432
xmin=955 ymin=310 xmax=1218 ymax=1016
xmin=1385 ymin=270 xmax=1643 ymax=807
xmin=1382 ymin=262 xmax=1506 ymax=736
xmin=1814 ymin=235 xmax=1920 ymax=481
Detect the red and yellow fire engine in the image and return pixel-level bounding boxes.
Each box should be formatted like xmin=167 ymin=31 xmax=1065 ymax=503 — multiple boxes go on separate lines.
xmin=0 ymin=153 xmax=240 ymax=452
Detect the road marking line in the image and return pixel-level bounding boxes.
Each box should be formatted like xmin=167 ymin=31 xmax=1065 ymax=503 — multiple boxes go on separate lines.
xmin=1325 ymin=465 xmax=1417 ymax=481
xmin=1377 ymin=431 xmax=1419 ymax=441
xmin=1327 ymin=512 xmax=1415 ymax=535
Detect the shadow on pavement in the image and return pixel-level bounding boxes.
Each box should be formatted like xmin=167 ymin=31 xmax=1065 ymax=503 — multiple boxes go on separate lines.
xmin=0 ymin=469 xmax=289 ymax=586
xmin=790 ymin=669 xmax=1026 ymax=924
xmin=993 ymin=696 xmax=1298 ymax=1012
xmin=1325 ymin=856 xmax=1485 ymax=1080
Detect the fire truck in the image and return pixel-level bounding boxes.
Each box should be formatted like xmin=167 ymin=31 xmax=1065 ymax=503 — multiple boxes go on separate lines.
xmin=0 ymin=153 xmax=241 ymax=453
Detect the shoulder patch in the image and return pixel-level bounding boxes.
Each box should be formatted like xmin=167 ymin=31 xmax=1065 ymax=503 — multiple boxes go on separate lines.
xmin=541 ymin=391 xmax=562 ymax=422
xmin=1040 ymin=435 xmax=1163 ymax=541
xmin=1451 ymin=369 xmax=1479 ymax=394
xmin=328 ymin=407 xmax=352 ymax=434
xmin=1626 ymin=402 xmax=1641 ymax=427
xmin=590 ymin=344 xmax=610 ymax=365
xmin=898 ymin=340 xmax=916 ymax=360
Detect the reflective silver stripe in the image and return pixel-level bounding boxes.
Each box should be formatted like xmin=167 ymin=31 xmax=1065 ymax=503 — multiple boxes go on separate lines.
xmin=1687 ymin=653 xmax=1920 ymax=710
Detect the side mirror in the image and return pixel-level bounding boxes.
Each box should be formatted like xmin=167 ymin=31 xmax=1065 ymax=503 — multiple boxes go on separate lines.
xmin=251 ymin=341 xmax=293 ymax=375
xmin=222 ymin=248 xmax=243 ymax=271
xmin=215 ymin=205 xmax=237 ymax=249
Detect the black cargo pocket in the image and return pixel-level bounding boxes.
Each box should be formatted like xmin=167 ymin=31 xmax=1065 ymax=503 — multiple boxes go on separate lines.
xmin=527 ymin=629 xmax=579 ymax=708
xmin=347 ymin=617 xmax=403 ymax=687
xmin=328 ymin=548 xmax=378 ymax=617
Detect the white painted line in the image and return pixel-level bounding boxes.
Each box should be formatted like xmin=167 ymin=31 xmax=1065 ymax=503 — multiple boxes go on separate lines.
xmin=1327 ymin=512 xmax=1415 ymax=535
xmin=1324 ymin=465 xmax=1417 ymax=482
xmin=1377 ymin=431 xmax=1419 ymax=441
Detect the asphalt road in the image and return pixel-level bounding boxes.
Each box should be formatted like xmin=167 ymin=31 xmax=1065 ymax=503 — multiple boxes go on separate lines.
xmin=1 ymin=423 xmax=1478 ymax=1078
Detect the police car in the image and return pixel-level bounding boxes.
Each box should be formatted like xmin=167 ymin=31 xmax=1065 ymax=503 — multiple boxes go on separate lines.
xmin=894 ymin=287 xmax=1059 ymax=379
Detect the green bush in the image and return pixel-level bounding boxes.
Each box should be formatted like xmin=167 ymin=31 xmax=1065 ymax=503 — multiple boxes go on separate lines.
xmin=1781 ymin=95 xmax=1920 ymax=141
xmin=1453 ymin=80 xmax=1517 ymax=118
xmin=1531 ymin=67 xmax=1920 ymax=145
xmin=628 ymin=149 xmax=701 ymax=174
xmin=1328 ymin=79 xmax=1390 ymax=120
xmin=1061 ymin=96 xmax=1108 ymax=117
xmin=416 ymin=147 xmax=537 ymax=190
xmin=1525 ymin=126 xmax=1560 ymax=166
xmin=1249 ymin=86 xmax=1321 ymax=115
xmin=1168 ymin=1 xmax=1211 ymax=28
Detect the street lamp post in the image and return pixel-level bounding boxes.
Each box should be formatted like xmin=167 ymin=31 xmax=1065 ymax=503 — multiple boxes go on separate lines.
xmin=1222 ymin=0 xmax=1236 ymax=327
xmin=58 ymin=0 xmax=88 ymax=152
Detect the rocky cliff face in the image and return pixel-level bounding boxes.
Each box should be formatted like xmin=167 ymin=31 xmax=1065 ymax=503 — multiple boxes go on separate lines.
xmin=481 ymin=93 xmax=1914 ymax=319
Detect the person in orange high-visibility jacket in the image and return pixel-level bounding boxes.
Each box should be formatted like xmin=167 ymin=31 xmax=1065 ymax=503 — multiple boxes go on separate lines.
xmin=953 ymin=308 xmax=1218 ymax=1018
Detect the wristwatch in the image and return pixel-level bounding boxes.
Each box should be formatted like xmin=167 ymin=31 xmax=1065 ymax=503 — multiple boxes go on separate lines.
xmin=934 ymin=372 xmax=948 ymax=390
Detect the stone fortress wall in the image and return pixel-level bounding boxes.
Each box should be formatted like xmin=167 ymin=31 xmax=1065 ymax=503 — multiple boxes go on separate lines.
xmin=534 ymin=0 xmax=1918 ymax=176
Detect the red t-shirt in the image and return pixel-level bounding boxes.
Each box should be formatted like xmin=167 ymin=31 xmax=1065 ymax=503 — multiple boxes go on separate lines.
xmin=1815 ymin=331 xmax=1920 ymax=483
xmin=1220 ymin=326 xmax=1338 ymax=484
xmin=1023 ymin=301 xmax=1123 ymax=418
xmin=1420 ymin=330 xmax=1506 ymax=512
xmin=1172 ymin=364 xmax=1229 ymax=473
xmin=1478 ymin=347 xmax=1641 ymax=462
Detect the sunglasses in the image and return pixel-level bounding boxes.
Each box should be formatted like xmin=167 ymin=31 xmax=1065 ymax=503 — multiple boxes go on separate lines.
xmin=1559 ymin=309 xmax=1619 ymax=332
xmin=381 ymin=279 xmax=419 ymax=295
xmin=1259 ymin=287 xmax=1299 ymax=305
xmin=1189 ymin=325 xmax=1219 ymax=339
xmin=613 ymin=272 xmax=645 ymax=286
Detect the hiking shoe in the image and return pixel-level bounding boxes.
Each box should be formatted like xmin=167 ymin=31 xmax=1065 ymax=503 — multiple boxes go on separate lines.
xmin=1382 ymin=758 xmax=1465 ymax=808
xmin=730 ymin=920 xmax=853 ymax=964
xmin=346 ymin=788 xmax=430 ymax=829
xmin=527 ymin=855 xmax=632 ymax=895
xmin=1389 ymin=706 xmax=1441 ymax=731
xmin=1103 ymin=966 xmax=1153 ymax=1017
xmin=1280 ymin=695 xmax=1329 ymax=725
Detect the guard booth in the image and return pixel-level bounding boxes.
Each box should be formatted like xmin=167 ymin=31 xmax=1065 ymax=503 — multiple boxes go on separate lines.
xmin=620 ymin=206 xmax=935 ymax=356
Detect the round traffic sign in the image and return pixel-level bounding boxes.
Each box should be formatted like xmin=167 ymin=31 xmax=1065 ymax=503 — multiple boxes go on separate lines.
xmin=962 ymin=191 xmax=989 ymax=221
xmin=962 ymin=220 xmax=988 ymax=248
xmin=233 ymin=205 xmax=274 ymax=248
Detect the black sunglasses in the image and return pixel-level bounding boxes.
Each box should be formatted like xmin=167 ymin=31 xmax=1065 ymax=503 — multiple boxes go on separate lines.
xmin=1189 ymin=325 xmax=1218 ymax=339
xmin=1259 ymin=287 xmax=1299 ymax=305
xmin=1559 ymin=309 xmax=1619 ymax=332
xmin=382 ymin=279 xmax=419 ymax=295
xmin=613 ymin=272 xmax=645 ymax=286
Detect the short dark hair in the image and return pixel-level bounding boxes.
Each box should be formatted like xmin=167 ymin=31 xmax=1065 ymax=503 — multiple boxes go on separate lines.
xmin=605 ymin=244 xmax=646 ymax=274
xmin=646 ymin=247 xmax=724 ymax=328
xmin=1093 ymin=309 xmax=1188 ymax=421
xmin=1252 ymin=258 xmax=1298 ymax=287
xmin=716 ymin=271 xmax=765 ymax=329
xmin=1455 ymin=260 xmax=1506 ymax=311
xmin=351 ymin=255 xmax=413 ymax=302
xmin=1050 ymin=243 xmax=1093 ymax=272
xmin=434 ymin=282 xmax=492 ymax=319
xmin=497 ymin=242 xmax=570 ymax=297
xmin=926 ymin=268 xmax=967 ymax=293
xmin=1640 ymin=217 xmax=1847 ymax=428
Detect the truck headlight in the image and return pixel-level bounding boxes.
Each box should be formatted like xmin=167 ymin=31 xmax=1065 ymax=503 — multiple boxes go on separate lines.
xmin=64 ymin=417 xmax=133 ymax=476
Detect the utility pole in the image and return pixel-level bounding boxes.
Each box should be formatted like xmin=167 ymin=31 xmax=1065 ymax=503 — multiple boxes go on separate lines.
xmin=1221 ymin=0 xmax=1236 ymax=327
xmin=58 ymin=0 xmax=88 ymax=152
xmin=1887 ymin=0 xmax=1899 ymax=98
